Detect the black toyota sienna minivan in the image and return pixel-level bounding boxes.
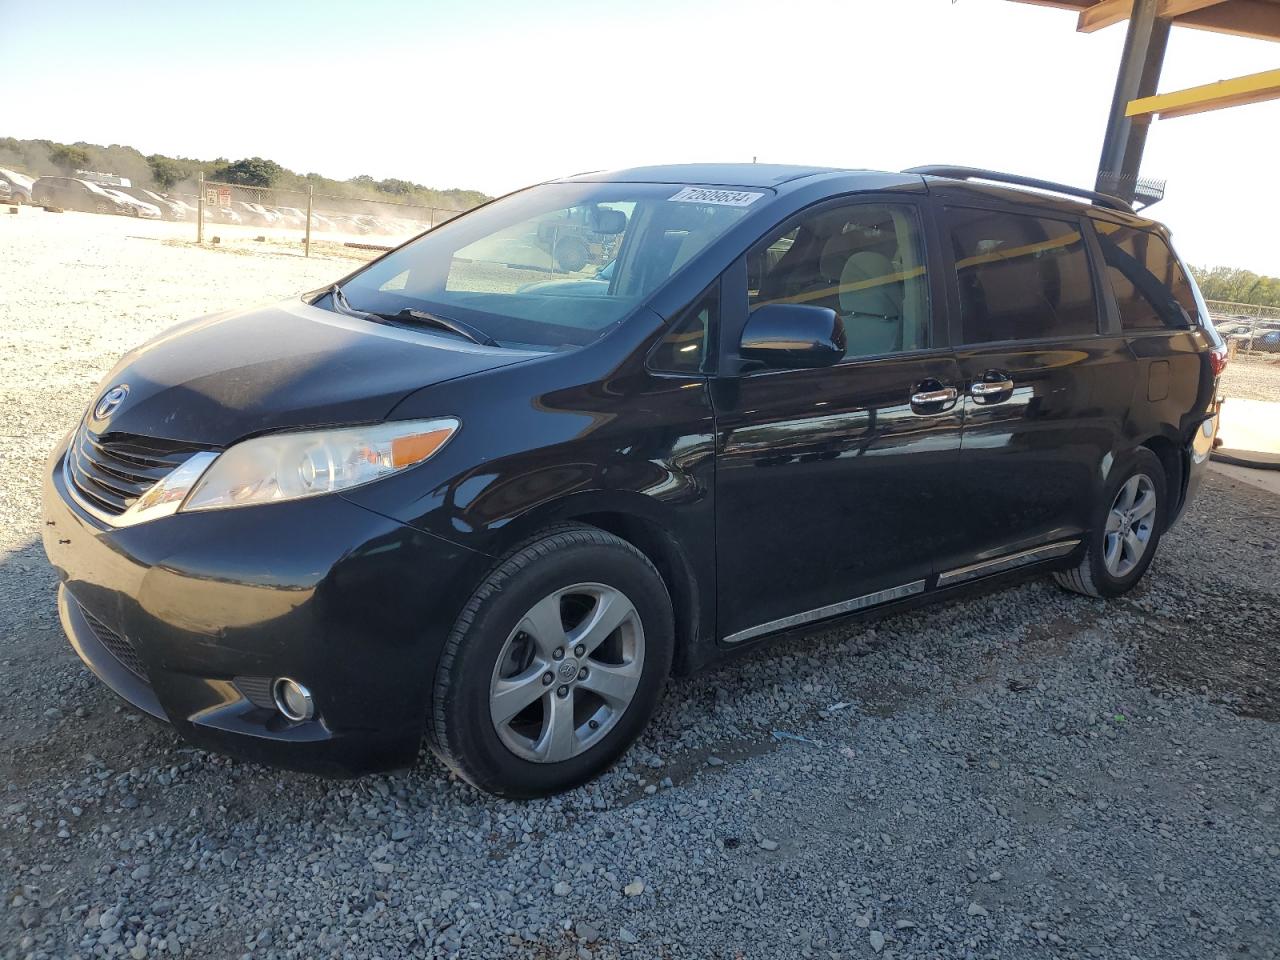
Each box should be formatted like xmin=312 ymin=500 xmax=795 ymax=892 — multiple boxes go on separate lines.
xmin=42 ymin=164 xmax=1226 ymax=797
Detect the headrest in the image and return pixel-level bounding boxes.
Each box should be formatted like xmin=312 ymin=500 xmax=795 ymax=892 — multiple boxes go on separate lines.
xmin=841 ymin=251 xmax=895 ymax=284
xmin=839 ymin=251 xmax=900 ymax=318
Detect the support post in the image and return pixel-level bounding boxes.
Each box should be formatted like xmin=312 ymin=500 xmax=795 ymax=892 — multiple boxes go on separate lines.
xmin=304 ymin=185 xmax=313 ymax=258
xmin=197 ymin=171 xmax=204 ymax=245
xmin=1118 ymin=16 xmax=1170 ymax=192
xmin=1096 ymin=0 xmax=1163 ymax=201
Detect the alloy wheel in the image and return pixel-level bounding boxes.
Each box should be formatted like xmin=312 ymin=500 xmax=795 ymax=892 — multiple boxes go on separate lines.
xmin=489 ymin=583 xmax=644 ymax=763
xmin=1104 ymin=473 xmax=1156 ymax=578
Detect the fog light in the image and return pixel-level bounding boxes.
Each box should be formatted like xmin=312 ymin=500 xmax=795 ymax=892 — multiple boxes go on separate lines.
xmin=272 ymin=677 xmax=314 ymax=721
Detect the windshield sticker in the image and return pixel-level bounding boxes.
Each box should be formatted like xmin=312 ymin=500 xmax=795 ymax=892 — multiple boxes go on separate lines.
xmin=668 ymin=186 xmax=764 ymax=207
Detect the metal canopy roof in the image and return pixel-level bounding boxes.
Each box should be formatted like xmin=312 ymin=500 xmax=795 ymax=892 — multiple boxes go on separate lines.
xmin=1010 ymin=0 xmax=1280 ymax=41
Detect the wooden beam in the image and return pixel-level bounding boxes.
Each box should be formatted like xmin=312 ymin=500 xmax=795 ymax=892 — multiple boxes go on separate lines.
xmin=1157 ymin=0 xmax=1227 ymax=17
xmin=1126 ymin=68 xmax=1280 ymax=119
xmin=1174 ymin=0 xmax=1280 ymax=41
xmin=1079 ymin=0 xmax=1135 ymax=32
xmin=1017 ymin=0 xmax=1276 ymax=40
xmin=1005 ymin=1 xmax=1093 ymax=10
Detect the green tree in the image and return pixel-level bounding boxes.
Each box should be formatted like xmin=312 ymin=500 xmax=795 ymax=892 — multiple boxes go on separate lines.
xmin=49 ymin=144 xmax=90 ymax=174
xmin=217 ymin=156 xmax=284 ymax=187
xmin=1190 ymin=265 xmax=1280 ymax=310
xmin=376 ymin=178 xmax=414 ymax=196
xmin=146 ymin=154 xmax=188 ymax=191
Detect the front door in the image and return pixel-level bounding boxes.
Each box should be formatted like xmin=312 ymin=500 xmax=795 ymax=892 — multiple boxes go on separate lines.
xmin=712 ymin=197 xmax=964 ymax=644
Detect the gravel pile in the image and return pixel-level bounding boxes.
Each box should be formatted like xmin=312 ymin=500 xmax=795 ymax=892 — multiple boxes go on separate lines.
xmin=2 ymin=210 xmax=1279 ymax=960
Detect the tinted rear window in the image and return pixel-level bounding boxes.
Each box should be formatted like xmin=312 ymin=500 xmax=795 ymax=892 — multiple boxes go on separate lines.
xmin=1093 ymin=222 xmax=1195 ymax=331
xmin=948 ymin=208 xmax=1098 ymax=344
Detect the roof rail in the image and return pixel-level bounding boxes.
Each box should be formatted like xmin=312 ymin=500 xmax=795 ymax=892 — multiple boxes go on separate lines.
xmin=903 ymin=165 xmax=1133 ymax=213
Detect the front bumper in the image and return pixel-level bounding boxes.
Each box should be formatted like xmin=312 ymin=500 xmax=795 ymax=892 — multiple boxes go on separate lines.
xmin=42 ymin=437 xmax=487 ymax=775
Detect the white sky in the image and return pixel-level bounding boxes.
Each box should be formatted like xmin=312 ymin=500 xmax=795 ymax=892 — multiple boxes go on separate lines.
xmin=3 ymin=0 xmax=1279 ymax=272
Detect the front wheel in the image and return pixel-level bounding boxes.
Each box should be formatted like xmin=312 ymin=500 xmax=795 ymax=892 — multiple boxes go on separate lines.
xmin=428 ymin=525 xmax=673 ymax=798
xmin=1054 ymin=447 xmax=1166 ymax=598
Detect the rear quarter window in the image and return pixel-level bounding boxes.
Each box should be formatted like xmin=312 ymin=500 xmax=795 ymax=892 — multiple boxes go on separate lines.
xmin=1093 ymin=222 xmax=1195 ymax=331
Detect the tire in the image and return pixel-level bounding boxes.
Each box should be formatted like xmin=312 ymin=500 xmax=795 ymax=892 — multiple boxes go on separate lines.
xmin=554 ymin=238 xmax=589 ymax=273
xmin=1054 ymin=447 xmax=1166 ymax=599
xmin=428 ymin=524 xmax=674 ymax=798
xmin=94 ymin=201 xmax=110 ymax=215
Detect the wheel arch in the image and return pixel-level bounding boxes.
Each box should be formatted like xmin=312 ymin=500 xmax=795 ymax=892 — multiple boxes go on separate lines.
xmin=1137 ymin=431 xmax=1185 ymax=522
xmin=490 ymin=491 xmax=712 ymax=677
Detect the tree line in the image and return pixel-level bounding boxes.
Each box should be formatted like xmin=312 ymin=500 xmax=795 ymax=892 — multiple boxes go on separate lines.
xmin=1189 ymin=265 xmax=1280 ymax=309
xmin=0 ymin=137 xmax=489 ymax=212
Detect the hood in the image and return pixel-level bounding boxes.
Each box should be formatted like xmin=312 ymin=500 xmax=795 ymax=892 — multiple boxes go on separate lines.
xmin=88 ymin=298 xmax=538 ymax=446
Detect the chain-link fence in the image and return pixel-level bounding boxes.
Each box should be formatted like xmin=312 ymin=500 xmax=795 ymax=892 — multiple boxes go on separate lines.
xmin=184 ymin=176 xmax=467 ymax=257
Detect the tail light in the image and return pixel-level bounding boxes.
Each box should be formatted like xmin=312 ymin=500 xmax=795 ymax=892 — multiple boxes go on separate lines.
xmin=1208 ymin=344 xmax=1228 ymax=378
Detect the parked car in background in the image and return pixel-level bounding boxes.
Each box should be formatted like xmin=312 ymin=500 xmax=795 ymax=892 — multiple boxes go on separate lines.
xmin=32 ymin=176 xmax=134 ymax=215
xmin=204 ymin=205 xmax=244 ymax=225
xmin=100 ymin=188 xmax=162 ymax=219
xmin=1252 ymin=330 xmax=1280 ymax=353
xmin=0 ymin=167 xmax=34 ymax=204
xmin=269 ymin=206 xmax=307 ymax=228
xmin=114 ymin=186 xmax=187 ymax=221
xmin=42 ymin=163 xmax=1225 ymax=798
xmin=230 ymin=201 xmax=281 ymax=227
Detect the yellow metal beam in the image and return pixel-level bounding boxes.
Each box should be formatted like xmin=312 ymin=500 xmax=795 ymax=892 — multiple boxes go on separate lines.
xmin=1126 ymin=67 xmax=1280 ymax=118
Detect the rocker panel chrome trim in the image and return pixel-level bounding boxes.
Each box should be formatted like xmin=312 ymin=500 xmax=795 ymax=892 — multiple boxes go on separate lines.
xmin=936 ymin=539 xmax=1081 ymax=588
xmin=723 ymin=579 xmax=927 ymax=645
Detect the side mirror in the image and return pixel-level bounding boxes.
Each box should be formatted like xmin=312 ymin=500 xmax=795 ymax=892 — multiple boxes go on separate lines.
xmin=739 ymin=304 xmax=845 ymax=369
xmin=591 ymin=207 xmax=627 ymax=235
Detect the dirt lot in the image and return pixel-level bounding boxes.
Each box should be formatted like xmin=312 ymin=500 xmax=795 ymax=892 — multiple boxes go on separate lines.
xmin=1 ymin=209 xmax=1278 ymax=960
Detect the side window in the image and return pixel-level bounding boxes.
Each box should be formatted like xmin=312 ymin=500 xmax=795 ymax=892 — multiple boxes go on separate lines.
xmin=1092 ymin=221 xmax=1194 ymax=330
xmin=747 ymin=202 xmax=931 ymax=360
xmin=649 ymin=286 xmax=717 ymax=374
xmin=949 ymin=208 xmax=1098 ymax=343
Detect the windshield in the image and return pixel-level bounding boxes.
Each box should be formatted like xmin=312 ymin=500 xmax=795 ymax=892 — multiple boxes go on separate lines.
xmin=336 ymin=181 xmax=762 ymax=349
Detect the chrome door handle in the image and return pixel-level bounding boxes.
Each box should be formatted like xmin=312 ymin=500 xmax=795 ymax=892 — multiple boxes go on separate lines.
xmin=911 ymin=386 xmax=958 ymax=405
xmin=970 ymin=379 xmax=1015 ymax=397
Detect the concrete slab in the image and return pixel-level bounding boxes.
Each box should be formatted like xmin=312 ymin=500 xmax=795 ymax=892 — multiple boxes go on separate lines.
xmin=1209 ymin=460 xmax=1280 ymax=496
xmin=1215 ymin=397 xmax=1280 ymax=467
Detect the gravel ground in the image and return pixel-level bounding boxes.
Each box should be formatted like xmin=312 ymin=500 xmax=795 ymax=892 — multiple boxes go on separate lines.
xmin=2 ymin=210 xmax=1279 ymax=960
xmin=1221 ymin=353 xmax=1280 ymax=403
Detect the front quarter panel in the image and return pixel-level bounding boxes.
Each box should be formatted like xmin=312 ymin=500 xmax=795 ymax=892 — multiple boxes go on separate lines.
xmin=339 ymin=311 xmax=718 ymax=621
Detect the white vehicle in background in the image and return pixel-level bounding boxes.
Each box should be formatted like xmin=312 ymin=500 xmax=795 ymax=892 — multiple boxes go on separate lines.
xmin=100 ymin=188 xmax=162 ymax=219
xmin=0 ymin=167 xmax=34 ymax=204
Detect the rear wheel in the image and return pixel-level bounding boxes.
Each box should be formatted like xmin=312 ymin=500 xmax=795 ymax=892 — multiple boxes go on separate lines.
xmin=428 ymin=525 xmax=673 ymax=798
xmin=1054 ymin=447 xmax=1166 ymax=598
xmin=94 ymin=200 xmax=110 ymax=215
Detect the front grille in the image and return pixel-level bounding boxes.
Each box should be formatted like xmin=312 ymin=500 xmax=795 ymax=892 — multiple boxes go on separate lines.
xmin=79 ymin=604 xmax=147 ymax=680
xmin=66 ymin=423 xmax=207 ymax=517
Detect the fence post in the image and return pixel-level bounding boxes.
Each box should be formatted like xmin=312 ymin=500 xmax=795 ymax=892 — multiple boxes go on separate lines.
xmin=197 ymin=172 xmax=204 ymax=245
xmin=305 ymin=185 xmax=313 ymax=258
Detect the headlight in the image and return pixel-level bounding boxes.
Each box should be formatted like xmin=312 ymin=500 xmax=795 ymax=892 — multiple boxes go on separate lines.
xmin=181 ymin=418 xmax=458 ymax=512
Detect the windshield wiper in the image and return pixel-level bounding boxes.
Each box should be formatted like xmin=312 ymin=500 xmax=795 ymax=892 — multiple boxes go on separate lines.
xmin=329 ymin=283 xmax=371 ymax=319
xmin=393 ymin=308 xmax=500 ymax=347
xmin=328 ymin=285 xmax=499 ymax=347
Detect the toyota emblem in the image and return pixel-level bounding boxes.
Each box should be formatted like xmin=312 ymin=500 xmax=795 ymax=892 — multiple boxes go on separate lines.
xmin=94 ymin=385 xmax=129 ymax=421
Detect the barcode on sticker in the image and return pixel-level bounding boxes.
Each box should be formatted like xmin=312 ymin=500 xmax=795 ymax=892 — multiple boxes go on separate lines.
xmin=668 ymin=186 xmax=764 ymax=207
